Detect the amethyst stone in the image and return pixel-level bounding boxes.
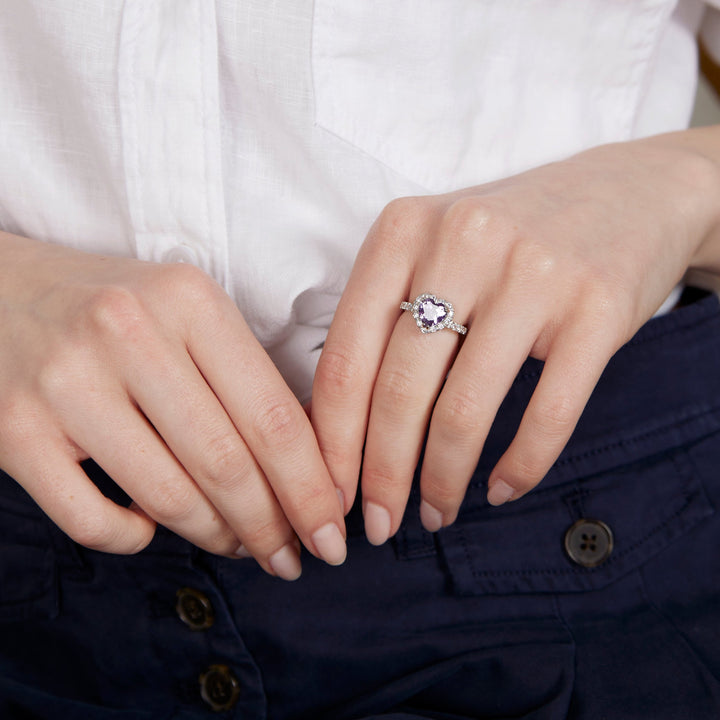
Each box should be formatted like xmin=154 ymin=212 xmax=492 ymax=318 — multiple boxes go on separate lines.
xmin=418 ymin=298 xmax=447 ymax=328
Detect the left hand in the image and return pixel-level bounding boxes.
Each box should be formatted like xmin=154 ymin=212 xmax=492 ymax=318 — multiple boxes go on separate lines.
xmin=311 ymin=134 xmax=720 ymax=544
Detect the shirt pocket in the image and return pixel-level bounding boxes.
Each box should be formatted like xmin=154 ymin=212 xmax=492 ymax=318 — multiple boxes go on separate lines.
xmin=437 ymin=446 xmax=714 ymax=596
xmin=311 ymin=0 xmax=675 ymax=192
xmin=0 ymin=473 xmax=59 ymax=622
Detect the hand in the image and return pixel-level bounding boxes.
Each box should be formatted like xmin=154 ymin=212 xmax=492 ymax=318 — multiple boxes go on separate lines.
xmin=312 ymin=134 xmax=720 ymax=544
xmin=0 ymin=233 xmax=346 ymax=579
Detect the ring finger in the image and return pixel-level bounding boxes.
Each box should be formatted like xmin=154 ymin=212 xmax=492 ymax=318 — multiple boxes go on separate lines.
xmin=361 ymin=285 xmax=473 ymax=545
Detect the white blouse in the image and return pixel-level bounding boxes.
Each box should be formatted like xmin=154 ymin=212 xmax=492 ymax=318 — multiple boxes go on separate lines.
xmin=0 ymin=0 xmax=718 ymax=402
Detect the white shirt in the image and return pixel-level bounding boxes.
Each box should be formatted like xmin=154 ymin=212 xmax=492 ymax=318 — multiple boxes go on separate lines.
xmin=0 ymin=0 xmax=718 ymax=402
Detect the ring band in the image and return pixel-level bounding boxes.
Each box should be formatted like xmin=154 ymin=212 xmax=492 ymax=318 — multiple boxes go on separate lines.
xmin=400 ymin=293 xmax=468 ymax=335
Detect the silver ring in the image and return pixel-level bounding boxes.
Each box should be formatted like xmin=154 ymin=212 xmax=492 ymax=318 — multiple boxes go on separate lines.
xmin=400 ymin=293 xmax=468 ymax=335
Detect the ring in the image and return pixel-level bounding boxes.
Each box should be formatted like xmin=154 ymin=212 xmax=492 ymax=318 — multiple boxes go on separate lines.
xmin=400 ymin=293 xmax=468 ymax=335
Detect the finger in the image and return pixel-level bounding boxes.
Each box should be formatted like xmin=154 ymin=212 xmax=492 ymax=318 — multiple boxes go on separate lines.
xmin=121 ymin=352 xmax=304 ymax=580
xmin=486 ymin=322 xmax=615 ymax=506
xmin=5 ymin=436 xmax=157 ymax=554
xmin=311 ymin=198 xmax=423 ymax=510
xmin=184 ymin=291 xmax=347 ymax=567
xmin=360 ymin=290 xmax=470 ymax=545
xmin=59 ymin=386 xmax=240 ymax=552
xmin=419 ymin=294 xmax=543 ymax=531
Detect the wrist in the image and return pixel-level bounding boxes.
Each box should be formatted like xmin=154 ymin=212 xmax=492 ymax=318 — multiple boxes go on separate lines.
xmin=637 ymin=126 xmax=720 ymax=276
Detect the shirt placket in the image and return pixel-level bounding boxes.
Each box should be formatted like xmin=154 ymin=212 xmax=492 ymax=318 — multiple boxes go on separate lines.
xmin=117 ymin=0 xmax=229 ymax=291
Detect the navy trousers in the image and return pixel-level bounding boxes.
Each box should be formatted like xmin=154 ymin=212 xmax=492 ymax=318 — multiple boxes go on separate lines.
xmin=2 ymin=290 xmax=720 ymax=719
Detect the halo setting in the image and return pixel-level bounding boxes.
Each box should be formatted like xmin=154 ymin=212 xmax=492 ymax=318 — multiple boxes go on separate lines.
xmin=400 ymin=293 xmax=467 ymax=335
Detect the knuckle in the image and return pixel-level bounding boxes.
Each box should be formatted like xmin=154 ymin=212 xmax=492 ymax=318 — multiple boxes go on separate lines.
xmin=252 ymin=398 xmax=303 ymax=450
xmin=145 ymin=478 xmax=197 ymax=525
xmin=590 ymin=281 xmax=621 ymax=315
xmin=202 ymin=526 xmax=241 ymax=557
xmin=499 ymin=441 xmax=559 ymax=493
xmin=422 ymin=474 xmax=463 ymax=510
xmin=315 ymin=347 xmax=362 ymax=398
xmin=67 ymin=511 xmax=115 ymax=550
xmin=443 ymin=196 xmax=490 ymax=232
xmin=502 ymin=453 xmax=545 ymax=493
xmin=281 ymin=478 xmax=332 ymax=520
xmin=587 ymin=283 xmax=634 ymax=346
xmin=435 ymin=387 xmax=484 ymax=439
xmin=164 ymin=262 xmax=215 ymax=301
xmin=85 ymin=285 xmax=147 ymax=342
xmin=34 ymin=347 xmax=89 ymax=405
xmin=238 ymin=516 xmax=287 ymax=551
xmin=201 ymin=433 xmax=253 ymax=490
xmin=368 ymin=196 xmax=431 ymax=257
xmin=158 ymin=259 xmax=210 ymax=293
xmin=154 ymin=263 xmax=227 ymax=329
xmin=34 ymin=360 xmax=64 ymax=401
xmin=380 ymin=196 xmax=427 ymax=231
xmin=363 ymin=464 xmax=404 ymax=498
xmin=530 ymin=395 xmax=577 ymax=441
xmin=317 ymin=439 xmax=358 ymax=478
xmin=581 ymin=264 xmax=623 ymax=301
xmin=508 ymin=239 xmax=558 ymax=281
xmin=440 ymin=196 xmax=508 ymax=249
xmin=373 ymin=365 xmax=421 ymax=416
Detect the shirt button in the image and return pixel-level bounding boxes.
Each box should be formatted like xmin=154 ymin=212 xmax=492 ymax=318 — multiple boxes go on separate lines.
xmin=564 ymin=518 xmax=614 ymax=568
xmin=175 ymin=587 xmax=215 ymax=631
xmin=163 ymin=244 xmax=199 ymax=265
xmin=199 ymin=664 xmax=241 ymax=712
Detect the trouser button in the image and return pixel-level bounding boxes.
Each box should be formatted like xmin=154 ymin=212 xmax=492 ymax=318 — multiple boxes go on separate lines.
xmin=175 ymin=587 xmax=215 ymax=631
xmin=564 ymin=518 xmax=614 ymax=568
xmin=199 ymin=664 xmax=241 ymax=712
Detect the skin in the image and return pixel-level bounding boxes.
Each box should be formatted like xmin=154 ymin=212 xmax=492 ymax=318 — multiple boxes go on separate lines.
xmin=312 ymin=128 xmax=720 ymax=544
xmin=0 ymin=234 xmax=347 ymax=580
xmin=2 ymin=128 xmax=720 ymax=575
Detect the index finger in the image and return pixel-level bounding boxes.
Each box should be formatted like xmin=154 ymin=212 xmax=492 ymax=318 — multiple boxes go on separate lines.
xmin=185 ymin=284 xmax=348 ymax=566
xmin=311 ymin=199 xmax=419 ymax=511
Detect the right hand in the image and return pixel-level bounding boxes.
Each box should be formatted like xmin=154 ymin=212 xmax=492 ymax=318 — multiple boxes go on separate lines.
xmin=0 ymin=232 xmax=347 ymax=580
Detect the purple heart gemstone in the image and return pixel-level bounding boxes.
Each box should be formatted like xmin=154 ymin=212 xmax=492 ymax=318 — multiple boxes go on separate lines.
xmin=418 ymin=298 xmax=447 ymax=328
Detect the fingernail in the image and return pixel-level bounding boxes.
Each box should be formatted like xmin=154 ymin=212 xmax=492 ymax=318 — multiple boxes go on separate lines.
xmin=487 ymin=479 xmax=516 ymax=507
xmin=364 ymin=501 xmax=391 ymax=546
xmin=420 ymin=500 xmax=444 ymax=533
xmin=269 ymin=543 xmax=303 ymax=581
xmin=234 ymin=544 xmax=252 ymax=559
xmin=336 ymin=487 xmax=346 ymax=514
xmin=311 ymin=522 xmax=347 ymax=566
